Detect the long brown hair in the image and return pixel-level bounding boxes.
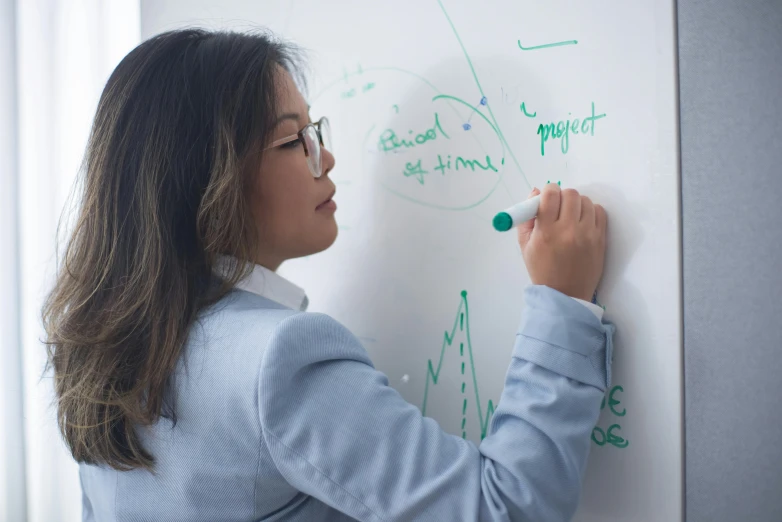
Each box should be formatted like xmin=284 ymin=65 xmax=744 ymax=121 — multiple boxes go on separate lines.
xmin=42 ymin=29 xmax=301 ymax=471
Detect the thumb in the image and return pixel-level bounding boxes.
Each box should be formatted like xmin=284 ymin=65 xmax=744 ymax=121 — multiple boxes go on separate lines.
xmin=516 ymin=187 xmax=540 ymax=250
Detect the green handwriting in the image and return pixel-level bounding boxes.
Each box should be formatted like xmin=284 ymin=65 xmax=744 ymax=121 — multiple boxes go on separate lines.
xmin=536 ymin=102 xmax=606 ymax=156
xmin=378 ymin=113 xmax=450 ymax=153
xmin=520 ymin=102 xmax=537 ymax=118
xmin=403 ymin=159 xmax=428 ymax=185
xmin=341 ymin=82 xmax=375 ymax=99
xmin=592 ymin=424 xmax=629 ymax=448
xmin=592 ymin=384 xmax=629 ymax=449
xmin=435 ymin=154 xmax=498 ymax=175
xmin=401 ymin=155 xmax=499 ymax=185
xmin=518 ymin=39 xmax=578 ymax=51
xmin=600 ymin=385 xmax=626 ymax=417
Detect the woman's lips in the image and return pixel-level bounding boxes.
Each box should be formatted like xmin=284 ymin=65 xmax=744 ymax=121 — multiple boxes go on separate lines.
xmin=317 ymin=199 xmax=337 ymax=212
xmin=316 ymin=190 xmax=337 ymax=211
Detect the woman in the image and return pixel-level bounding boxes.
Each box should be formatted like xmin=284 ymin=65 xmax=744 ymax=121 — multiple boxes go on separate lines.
xmin=44 ymin=29 xmax=613 ymax=521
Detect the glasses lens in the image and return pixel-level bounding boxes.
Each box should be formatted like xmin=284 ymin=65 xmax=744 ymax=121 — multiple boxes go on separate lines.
xmin=319 ymin=118 xmax=332 ymax=153
xmin=303 ymin=125 xmax=322 ymax=178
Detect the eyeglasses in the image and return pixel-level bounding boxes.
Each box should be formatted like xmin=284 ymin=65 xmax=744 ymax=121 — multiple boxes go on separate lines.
xmin=265 ymin=117 xmax=332 ymax=178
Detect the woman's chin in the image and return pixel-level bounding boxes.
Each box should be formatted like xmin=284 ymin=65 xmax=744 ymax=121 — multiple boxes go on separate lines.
xmin=307 ymin=217 xmax=339 ymax=256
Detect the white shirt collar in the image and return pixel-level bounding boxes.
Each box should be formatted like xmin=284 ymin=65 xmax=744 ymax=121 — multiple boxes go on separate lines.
xmin=215 ymin=256 xmax=308 ymax=311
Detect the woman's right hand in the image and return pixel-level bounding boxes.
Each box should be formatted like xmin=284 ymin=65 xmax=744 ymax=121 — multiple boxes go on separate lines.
xmin=516 ymin=183 xmax=607 ymax=302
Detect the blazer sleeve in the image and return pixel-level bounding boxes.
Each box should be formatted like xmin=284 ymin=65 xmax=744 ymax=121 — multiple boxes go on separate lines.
xmin=258 ymin=285 xmax=615 ymax=522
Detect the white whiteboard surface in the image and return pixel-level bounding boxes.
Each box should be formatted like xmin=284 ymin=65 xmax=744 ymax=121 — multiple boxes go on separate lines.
xmin=143 ymin=2 xmax=682 ymax=520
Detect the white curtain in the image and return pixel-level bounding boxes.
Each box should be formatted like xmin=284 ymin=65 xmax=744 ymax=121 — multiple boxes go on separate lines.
xmin=0 ymin=0 xmax=26 ymax=521
xmin=1 ymin=2 xmax=140 ymax=521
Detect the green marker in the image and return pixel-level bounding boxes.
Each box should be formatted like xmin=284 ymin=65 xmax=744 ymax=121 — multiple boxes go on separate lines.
xmin=492 ymin=195 xmax=541 ymax=232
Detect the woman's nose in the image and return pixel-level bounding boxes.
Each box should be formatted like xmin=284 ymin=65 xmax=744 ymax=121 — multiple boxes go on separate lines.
xmin=321 ymin=146 xmax=336 ymax=177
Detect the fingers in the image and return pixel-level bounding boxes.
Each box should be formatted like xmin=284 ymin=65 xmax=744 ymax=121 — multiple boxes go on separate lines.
xmin=580 ymin=195 xmax=595 ymax=225
xmin=595 ymin=204 xmax=607 ymax=233
xmin=559 ymin=188 xmax=582 ymax=223
xmin=516 ymin=188 xmax=540 ymax=249
xmin=537 ymin=183 xmax=606 ymax=233
xmin=537 ymin=182 xmax=561 ymax=224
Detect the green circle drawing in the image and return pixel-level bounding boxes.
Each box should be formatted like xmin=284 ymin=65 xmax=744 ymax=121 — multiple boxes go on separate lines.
xmin=311 ymin=67 xmax=508 ymax=211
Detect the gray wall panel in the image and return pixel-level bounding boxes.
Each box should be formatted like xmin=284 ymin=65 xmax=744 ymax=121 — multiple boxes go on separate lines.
xmin=678 ymin=1 xmax=782 ymax=521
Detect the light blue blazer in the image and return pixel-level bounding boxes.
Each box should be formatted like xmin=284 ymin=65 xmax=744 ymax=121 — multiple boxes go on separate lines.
xmin=78 ymin=266 xmax=614 ymax=522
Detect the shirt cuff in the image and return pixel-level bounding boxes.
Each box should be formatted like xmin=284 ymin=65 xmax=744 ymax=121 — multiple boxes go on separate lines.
xmin=570 ymin=297 xmax=604 ymax=321
xmin=519 ymin=286 xmax=614 ymax=390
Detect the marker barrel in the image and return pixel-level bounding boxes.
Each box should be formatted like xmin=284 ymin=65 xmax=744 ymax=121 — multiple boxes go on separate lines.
xmin=492 ymin=195 xmax=541 ymax=231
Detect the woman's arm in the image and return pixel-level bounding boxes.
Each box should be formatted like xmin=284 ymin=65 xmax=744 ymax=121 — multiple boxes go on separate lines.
xmin=258 ymin=284 xmax=614 ymax=522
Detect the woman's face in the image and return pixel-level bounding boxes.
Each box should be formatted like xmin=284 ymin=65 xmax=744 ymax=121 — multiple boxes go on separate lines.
xmin=252 ymin=68 xmax=338 ymax=270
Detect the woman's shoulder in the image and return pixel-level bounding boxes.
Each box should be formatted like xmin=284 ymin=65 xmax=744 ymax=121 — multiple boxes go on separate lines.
xmin=188 ymin=288 xmax=370 ymax=361
xmin=184 ymin=288 xmax=374 ymax=385
xmin=259 ymin=309 xmax=375 ymax=384
xmin=182 ymin=289 xmax=305 ymax=377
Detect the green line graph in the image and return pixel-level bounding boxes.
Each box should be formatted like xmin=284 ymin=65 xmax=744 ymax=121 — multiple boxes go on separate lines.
xmin=421 ymin=290 xmax=496 ymax=440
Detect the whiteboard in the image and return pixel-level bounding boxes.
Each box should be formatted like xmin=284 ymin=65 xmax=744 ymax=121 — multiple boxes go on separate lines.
xmin=143 ymin=2 xmax=682 ymax=520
